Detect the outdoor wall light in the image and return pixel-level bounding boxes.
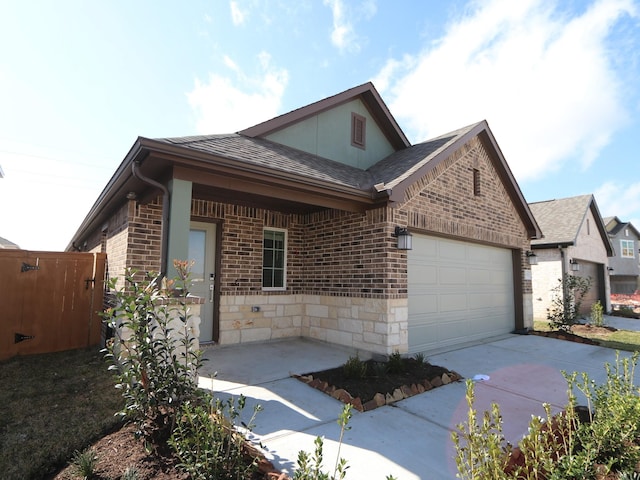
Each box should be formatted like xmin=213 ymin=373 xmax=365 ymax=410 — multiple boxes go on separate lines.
xmin=607 ymin=266 xmax=614 ymax=272
xmin=393 ymin=226 xmax=413 ymax=250
xmin=526 ymin=250 xmax=538 ymax=265
xmin=569 ymin=258 xmax=580 ymax=271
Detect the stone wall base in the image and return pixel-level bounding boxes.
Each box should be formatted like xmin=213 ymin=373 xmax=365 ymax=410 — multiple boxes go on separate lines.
xmin=219 ymin=294 xmax=408 ymax=356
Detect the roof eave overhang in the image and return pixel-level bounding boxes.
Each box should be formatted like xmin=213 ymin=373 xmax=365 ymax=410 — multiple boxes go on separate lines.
xmin=588 ymin=197 xmax=615 ymax=257
xmin=531 ymin=242 xmax=574 ymax=250
xmin=67 ymin=138 xmax=389 ymax=249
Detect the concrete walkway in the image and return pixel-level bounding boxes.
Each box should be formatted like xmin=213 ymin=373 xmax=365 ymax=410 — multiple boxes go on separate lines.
xmin=199 ymin=334 xmax=637 ymax=480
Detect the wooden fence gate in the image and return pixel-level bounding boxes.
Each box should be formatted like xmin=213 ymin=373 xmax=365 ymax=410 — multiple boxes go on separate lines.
xmin=0 ymin=250 xmax=106 ymax=361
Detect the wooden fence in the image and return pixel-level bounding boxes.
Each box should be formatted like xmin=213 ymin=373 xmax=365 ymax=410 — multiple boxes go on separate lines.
xmin=0 ymin=250 xmax=106 ymax=361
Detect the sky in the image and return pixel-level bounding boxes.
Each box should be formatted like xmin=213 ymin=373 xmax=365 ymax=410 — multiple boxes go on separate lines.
xmin=0 ymin=0 xmax=639 ymax=251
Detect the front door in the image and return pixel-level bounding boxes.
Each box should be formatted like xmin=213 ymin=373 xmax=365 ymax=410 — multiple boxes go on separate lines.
xmin=188 ymin=222 xmax=217 ymax=343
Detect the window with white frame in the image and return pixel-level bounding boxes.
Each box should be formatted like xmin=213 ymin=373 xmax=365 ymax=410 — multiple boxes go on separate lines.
xmin=263 ymin=229 xmax=286 ymax=290
xmin=621 ymin=239 xmax=635 ymax=258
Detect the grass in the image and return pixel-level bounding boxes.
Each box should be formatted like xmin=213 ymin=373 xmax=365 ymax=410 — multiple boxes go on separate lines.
xmin=533 ymin=320 xmax=640 ymax=352
xmin=0 ymin=347 xmax=122 ymax=480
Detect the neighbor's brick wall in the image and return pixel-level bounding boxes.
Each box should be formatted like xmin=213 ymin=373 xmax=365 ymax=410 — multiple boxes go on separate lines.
xmin=531 ymin=249 xmax=563 ymax=320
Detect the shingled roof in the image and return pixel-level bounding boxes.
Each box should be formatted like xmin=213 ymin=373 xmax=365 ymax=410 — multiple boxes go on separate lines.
xmin=529 ymin=194 xmax=613 ymax=255
xmin=154 ymin=122 xmax=477 ymax=194
xmin=68 ymin=82 xmax=542 ymax=249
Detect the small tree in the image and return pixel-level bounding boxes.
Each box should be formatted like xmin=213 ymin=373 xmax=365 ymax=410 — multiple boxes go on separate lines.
xmin=547 ymin=274 xmax=591 ymax=331
xmin=103 ymin=261 xmax=204 ymax=447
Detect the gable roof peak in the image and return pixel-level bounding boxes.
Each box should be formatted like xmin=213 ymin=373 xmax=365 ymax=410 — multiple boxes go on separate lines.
xmin=238 ymin=82 xmax=410 ymax=150
xmin=529 ymin=194 xmax=613 ymax=255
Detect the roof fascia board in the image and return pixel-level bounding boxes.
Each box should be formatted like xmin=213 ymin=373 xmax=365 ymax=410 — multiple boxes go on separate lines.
xmin=588 ymin=196 xmax=615 ymax=257
xmin=239 ymin=82 xmax=410 ymax=150
xmin=388 ymin=121 xmax=542 ymax=240
xmin=387 ymin=124 xmax=484 ymax=203
xmin=478 ymin=127 xmax=542 ymax=239
xmin=66 ymin=138 xmax=147 ymax=250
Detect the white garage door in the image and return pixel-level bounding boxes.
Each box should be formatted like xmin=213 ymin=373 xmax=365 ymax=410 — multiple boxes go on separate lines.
xmin=408 ymin=235 xmax=515 ymax=353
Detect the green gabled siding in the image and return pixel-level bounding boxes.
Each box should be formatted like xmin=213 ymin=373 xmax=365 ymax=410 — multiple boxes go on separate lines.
xmin=265 ymin=99 xmax=396 ymax=169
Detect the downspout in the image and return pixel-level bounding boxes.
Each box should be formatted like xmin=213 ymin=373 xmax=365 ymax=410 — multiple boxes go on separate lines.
xmin=559 ymin=246 xmax=569 ymax=318
xmin=131 ymin=161 xmax=170 ymax=278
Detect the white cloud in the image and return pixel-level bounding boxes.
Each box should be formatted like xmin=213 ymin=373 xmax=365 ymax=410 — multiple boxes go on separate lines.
xmin=187 ymin=52 xmax=289 ymax=133
xmin=378 ymin=0 xmax=637 ymax=182
xmin=595 ymin=180 xmax=640 ymax=225
xmin=324 ymin=0 xmax=377 ymax=54
xmin=230 ymin=1 xmax=247 ymax=26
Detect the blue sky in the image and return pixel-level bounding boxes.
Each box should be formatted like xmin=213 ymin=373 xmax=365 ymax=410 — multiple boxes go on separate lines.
xmin=1 ymin=0 xmax=638 ymax=251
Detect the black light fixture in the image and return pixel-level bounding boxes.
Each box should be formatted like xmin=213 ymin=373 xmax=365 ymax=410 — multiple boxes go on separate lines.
xmin=393 ymin=226 xmax=413 ymax=250
xmin=526 ymin=250 xmax=538 ymax=265
xmin=569 ymin=258 xmax=580 ymax=271
xmin=607 ymin=266 xmax=614 ymax=272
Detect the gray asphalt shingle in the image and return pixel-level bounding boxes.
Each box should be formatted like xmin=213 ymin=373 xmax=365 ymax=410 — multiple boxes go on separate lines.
xmin=529 ymin=194 xmax=593 ymax=245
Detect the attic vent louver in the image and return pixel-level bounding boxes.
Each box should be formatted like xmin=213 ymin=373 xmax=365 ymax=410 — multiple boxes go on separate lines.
xmin=351 ymin=112 xmax=366 ymax=149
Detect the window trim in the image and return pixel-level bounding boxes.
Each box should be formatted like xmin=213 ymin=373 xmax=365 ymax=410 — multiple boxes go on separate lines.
xmin=621 ymin=239 xmax=635 ymax=258
xmin=262 ymin=228 xmax=287 ymax=291
xmin=351 ymin=112 xmax=366 ymax=149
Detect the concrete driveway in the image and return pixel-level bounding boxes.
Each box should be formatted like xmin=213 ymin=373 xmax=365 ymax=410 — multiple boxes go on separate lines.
xmin=199 ymin=334 xmax=637 ymax=480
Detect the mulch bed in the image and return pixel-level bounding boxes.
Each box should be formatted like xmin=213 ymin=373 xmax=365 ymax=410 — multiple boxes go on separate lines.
xmin=295 ymin=358 xmax=461 ymax=412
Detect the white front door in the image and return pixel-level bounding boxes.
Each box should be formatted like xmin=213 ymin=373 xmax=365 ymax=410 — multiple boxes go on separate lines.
xmin=189 ymin=221 xmax=217 ymax=343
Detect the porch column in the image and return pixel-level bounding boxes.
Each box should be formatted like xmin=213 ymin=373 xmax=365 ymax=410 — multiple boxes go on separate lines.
xmin=166 ymin=178 xmax=192 ymax=280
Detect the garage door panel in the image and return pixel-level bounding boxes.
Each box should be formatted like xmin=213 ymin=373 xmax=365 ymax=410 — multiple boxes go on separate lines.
xmin=440 ymin=293 xmax=467 ymax=312
xmin=408 ymin=235 xmax=515 ymax=353
xmin=409 ymin=294 xmax=438 ymax=314
xmin=439 ymin=241 xmax=467 ymax=260
xmin=409 ymin=264 xmax=438 ymax=286
xmin=440 ymin=266 xmax=466 ymax=284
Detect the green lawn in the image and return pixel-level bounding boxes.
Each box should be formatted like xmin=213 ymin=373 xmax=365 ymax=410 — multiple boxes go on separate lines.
xmin=0 ymin=347 xmax=122 ymax=480
xmin=533 ymin=320 xmax=640 ymax=352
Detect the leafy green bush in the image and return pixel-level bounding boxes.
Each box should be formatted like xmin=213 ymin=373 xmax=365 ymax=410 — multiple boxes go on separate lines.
xmin=547 ymin=274 xmax=592 ymax=330
xmin=386 ymin=350 xmax=404 ymax=374
xmin=342 ymin=354 xmax=367 ymax=379
xmin=102 ymin=262 xmax=204 ymax=446
xmin=169 ymin=393 xmax=262 ymax=480
xmin=453 ymin=353 xmax=640 ymax=479
xmin=591 ymin=300 xmax=604 ymax=327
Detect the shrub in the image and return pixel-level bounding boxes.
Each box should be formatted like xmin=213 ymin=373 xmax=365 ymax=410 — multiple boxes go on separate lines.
xmin=169 ymin=393 xmax=262 ymax=480
xmin=547 ymin=274 xmax=592 ymax=331
xmin=71 ymin=448 xmax=98 ymax=479
xmin=453 ymin=352 xmax=640 ymax=479
xmin=342 ymin=354 xmax=367 ymax=379
xmin=102 ymin=262 xmax=204 ymax=446
xmin=386 ymin=350 xmax=404 ymax=374
xmin=413 ymin=352 xmax=427 ymax=365
xmin=591 ymin=300 xmax=604 ymax=327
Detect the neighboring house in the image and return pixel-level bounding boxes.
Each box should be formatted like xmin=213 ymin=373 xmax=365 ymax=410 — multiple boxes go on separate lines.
xmin=68 ymin=82 xmax=541 ymax=355
xmin=0 ymin=236 xmax=19 ymax=249
xmin=604 ymin=217 xmax=640 ymax=294
xmin=529 ymin=195 xmax=613 ymax=320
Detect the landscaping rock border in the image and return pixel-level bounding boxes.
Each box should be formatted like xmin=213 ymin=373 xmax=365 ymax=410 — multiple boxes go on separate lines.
xmin=293 ymin=370 xmax=463 ymax=412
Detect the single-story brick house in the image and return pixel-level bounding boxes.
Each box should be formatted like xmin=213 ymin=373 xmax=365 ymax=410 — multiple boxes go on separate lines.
xmin=528 ymin=194 xmax=613 ymax=320
xmin=68 ymin=82 xmax=541 ymax=355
